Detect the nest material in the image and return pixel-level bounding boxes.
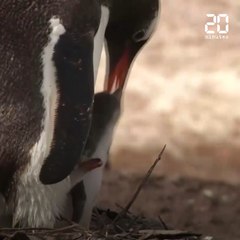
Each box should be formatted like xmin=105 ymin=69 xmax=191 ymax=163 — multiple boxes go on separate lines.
xmin=0 ymin=208 xmax=209 ymax=240
xmin=0 ymin=146 xmax=214 ymax=240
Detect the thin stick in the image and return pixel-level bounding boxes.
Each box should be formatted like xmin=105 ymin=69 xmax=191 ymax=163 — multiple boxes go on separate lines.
xmin=113 ymin=145 xmax=166 ymax=223
xmin=42 ymin=224 xmax=82 ymax=235
xmin=158 ymin=216 xmax=169 ymax=230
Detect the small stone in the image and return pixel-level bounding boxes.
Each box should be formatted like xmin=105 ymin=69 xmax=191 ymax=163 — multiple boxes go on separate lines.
xmin=202 ymin=189 xmax=214 ymax=198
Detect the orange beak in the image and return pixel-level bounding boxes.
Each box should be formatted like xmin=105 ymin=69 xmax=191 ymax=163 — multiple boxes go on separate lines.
xmin=106 ymin=47 xmax=131 ymax=93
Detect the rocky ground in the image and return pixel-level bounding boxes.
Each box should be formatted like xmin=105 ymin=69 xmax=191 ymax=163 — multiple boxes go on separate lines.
xmin=99 ymin=170 xmax=240 ymax=240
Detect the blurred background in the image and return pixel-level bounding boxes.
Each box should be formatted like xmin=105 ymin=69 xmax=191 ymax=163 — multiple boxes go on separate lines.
xmin=95 ymin=1 xmax=240 ymax=239
xmin=96 ymin=0 xmax=240 ymax=184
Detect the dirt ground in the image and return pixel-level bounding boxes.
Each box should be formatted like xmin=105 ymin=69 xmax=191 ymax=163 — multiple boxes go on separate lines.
xmin=98 ymin=170 xmax=240 ymax=240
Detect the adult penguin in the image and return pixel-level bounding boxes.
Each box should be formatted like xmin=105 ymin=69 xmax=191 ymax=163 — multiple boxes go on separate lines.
xmin=0 ymin=0 xmax=101 ymax=227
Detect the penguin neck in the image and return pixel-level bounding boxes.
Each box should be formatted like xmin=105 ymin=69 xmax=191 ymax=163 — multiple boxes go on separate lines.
xmin=86 ymin=109 xmax=119 ymax=165
xmin=93 ymin=5 xmax=110 ymax=81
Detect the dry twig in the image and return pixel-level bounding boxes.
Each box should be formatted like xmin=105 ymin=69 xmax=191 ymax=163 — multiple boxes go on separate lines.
xmin=113 ymin=145 xmax=166 ymax=223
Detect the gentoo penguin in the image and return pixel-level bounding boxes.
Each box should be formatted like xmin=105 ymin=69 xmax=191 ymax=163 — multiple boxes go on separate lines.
xmin=104 ymin=0 xmax=160 ymax=92
xmin=69 ymin=0 xmax=160 ymax=228
xmin=0 ymin=0 xmax=102 ymax=227
xmin=70 ymin=89 xmax=121 ymax=227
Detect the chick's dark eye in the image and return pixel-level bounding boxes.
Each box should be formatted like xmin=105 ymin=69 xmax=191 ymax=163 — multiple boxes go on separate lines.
xmin=132 ymin=29 xmax=146 ymax=42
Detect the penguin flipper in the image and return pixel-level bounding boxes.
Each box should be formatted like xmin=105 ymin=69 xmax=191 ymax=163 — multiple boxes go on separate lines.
xmin=40 ymin=33 xmax=95 ymax=185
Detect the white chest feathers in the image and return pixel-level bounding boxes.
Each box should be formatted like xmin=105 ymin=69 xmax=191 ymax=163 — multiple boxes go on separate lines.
xmin=13 ymin=176 xmax=71 ymax=228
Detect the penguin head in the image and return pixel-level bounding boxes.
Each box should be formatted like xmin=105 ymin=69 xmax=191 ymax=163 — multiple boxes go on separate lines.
xmin=92 ymin=89 xmax=121 ymax=131
xmin=104 ymin=0 xmax=160 ymax=92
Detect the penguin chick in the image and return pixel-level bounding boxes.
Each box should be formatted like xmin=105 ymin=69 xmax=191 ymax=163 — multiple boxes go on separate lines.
xmin=70 ymin=89 xmax=121 ymax=227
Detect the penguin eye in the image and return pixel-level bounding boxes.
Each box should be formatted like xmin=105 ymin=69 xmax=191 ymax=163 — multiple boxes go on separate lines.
xmin=132 ymin=29 xmax=146 ymax=42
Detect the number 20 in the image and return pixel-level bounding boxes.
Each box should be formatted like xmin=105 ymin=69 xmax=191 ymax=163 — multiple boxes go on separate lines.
xmin=205 ymin=14 xmax=229 ymax=34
